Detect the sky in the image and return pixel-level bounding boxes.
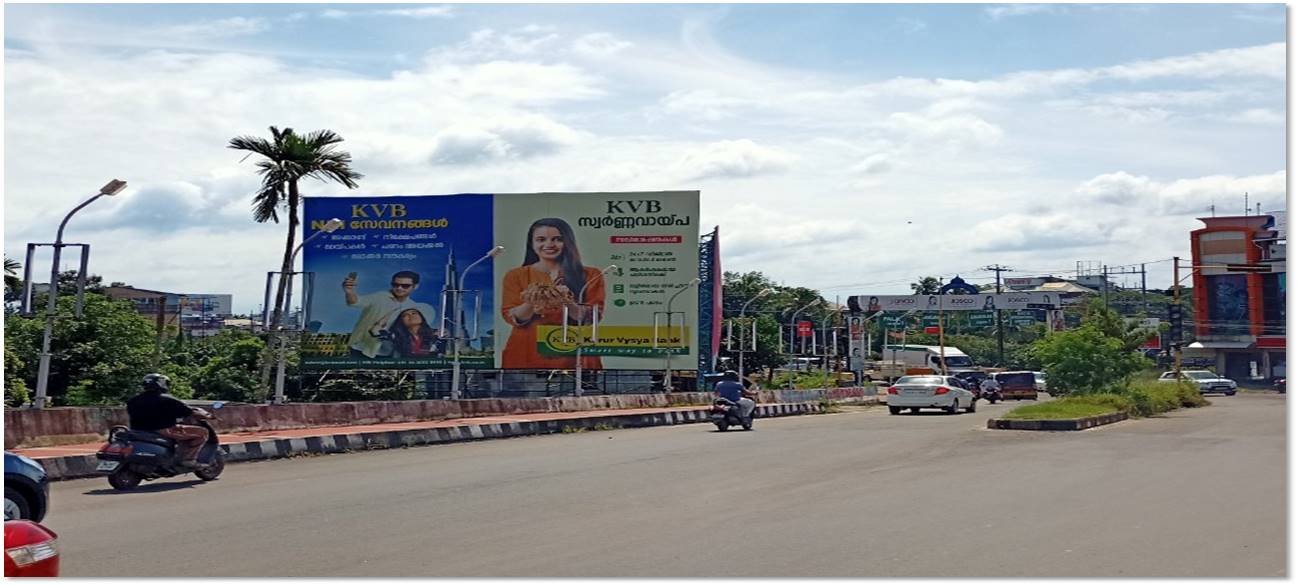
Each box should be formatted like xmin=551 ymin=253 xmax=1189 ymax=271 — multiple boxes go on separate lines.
xmin=3 ymin=3 xmax=1287 ymax=314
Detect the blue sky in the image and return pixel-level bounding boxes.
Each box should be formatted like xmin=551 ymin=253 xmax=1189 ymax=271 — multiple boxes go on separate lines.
xmin=4 ymin=3 xmax=1287 ymax=313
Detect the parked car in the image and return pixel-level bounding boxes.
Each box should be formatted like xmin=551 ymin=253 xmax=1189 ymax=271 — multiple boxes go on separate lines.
xmin=1032 ymin=371 xmax=1048 ymax=393
xmin=4 ymin=520 xmax=60 ymax=577
xmin=886 ymin=375 xmax=977 ymax=415
xmin=4 ymin=452 xmax=49 ymax=522
xmin=1158 ymin=370 xmax=1237 ymax=395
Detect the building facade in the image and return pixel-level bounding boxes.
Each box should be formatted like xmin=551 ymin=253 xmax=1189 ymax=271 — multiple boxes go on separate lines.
xmin=1187 ymin=212 xmax=1286 ymax=381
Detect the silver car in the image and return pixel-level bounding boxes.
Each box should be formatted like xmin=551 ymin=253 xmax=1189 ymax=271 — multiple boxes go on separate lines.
xmin=887 ymin=375 xmax=977 ymax=415
xmin=1158 ymin=370 xmax=1237 ymax=395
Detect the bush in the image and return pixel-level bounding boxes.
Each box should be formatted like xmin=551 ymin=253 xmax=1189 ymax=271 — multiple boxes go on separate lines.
xmin=1028 ymin=324 xmax=1150 ymax=397
xmin=1123 ymin=380 xmax=1206 ymax=416
xmin=1003 ymin=393 xmax=1130 ymax=420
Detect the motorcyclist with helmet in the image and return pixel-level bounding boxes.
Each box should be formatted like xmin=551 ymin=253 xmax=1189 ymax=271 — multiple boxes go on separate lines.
xmin=125 ymin=373 xmax=210 ymax=468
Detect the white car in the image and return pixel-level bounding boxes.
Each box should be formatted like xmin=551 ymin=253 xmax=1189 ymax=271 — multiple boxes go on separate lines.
xmin=1031 ymin=371 xmax=1048 ymax=393
xmin=886 ymin=375 xmax=977 ymax=415
xmin=1157 ymin=370 xmax=1237 ymax=395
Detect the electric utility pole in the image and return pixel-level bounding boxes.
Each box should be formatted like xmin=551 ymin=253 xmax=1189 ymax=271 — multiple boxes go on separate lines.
xmin=982 ymin=264 xmax=1012 ymax=366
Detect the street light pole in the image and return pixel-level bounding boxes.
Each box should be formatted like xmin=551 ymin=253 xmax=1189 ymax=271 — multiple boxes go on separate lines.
xmin=737 ymin=288 xmax=774 ymax=382
xmin=273 ymin=218 xmax=344 ymax=405
xmin=788 ymin=299 xmax=821 ymax=389
xmin=663 ymin=278 xmax=700 ymax=392
xmin=33 ymin=180 xmax=127 ymax=409
xmin=450 ymin=246 xmax=505 ymax=400
xmin=573 ymin=265 xmax=617 ymax=396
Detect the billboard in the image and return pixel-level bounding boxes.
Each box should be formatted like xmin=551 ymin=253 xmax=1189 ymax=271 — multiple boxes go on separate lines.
xmin=848 ymin=293 xmax=1058 ymax=312
xmin=302 ymin=192 xmax=700 ymax=370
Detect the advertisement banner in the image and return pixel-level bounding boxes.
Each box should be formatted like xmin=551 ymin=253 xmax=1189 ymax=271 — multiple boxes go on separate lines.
xmin=301 ymin=191 xmax=701 ymax=370
xmin=846 ymin=314 xmax=867 ymax=372
xmin=849 ymin=293 xmax=1058 ymax=312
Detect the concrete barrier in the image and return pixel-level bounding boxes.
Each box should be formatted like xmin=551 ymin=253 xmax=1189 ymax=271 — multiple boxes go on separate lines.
xmin=36 ymin=402 xmax=836 ymax=481
xmin=986 ymin=411 xmax=1128 ymax=431
xmin=5 ymin=387 xmax=869 ymax=449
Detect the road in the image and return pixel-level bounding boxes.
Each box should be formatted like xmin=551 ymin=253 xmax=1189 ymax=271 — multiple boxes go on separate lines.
xmin=48 ymin=393 xmax=1285 ymax=577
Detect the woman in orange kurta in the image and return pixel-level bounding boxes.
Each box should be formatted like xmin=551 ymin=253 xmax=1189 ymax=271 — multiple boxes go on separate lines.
xmin=501 ymin=218 xmax=604 ymax=370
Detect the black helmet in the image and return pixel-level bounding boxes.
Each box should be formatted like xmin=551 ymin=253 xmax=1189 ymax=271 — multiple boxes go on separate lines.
xmin=142 ymin=373 xmax=170 ymax=393
xmin=722 ymin=370 xmax=740 ymax=382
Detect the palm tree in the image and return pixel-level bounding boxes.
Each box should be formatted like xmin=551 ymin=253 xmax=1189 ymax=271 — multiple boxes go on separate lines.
xmin=228 ymin=127 xmax=362 ymax=331
xmin=4 ymin=257 xmax=21 ymax=303
xmin=229 ymin=127 xmax=362 ymax=392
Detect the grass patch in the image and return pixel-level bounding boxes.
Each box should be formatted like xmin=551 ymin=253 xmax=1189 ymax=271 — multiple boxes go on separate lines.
xmin=1002 ymin=398 xmax=1123 ymax=420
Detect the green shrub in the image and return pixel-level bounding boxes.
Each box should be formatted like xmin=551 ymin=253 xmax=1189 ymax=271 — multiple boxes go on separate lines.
xmin=1122 ymin=381 xmax=1185 ymax=417
xmin=1003 ymin=393 xmax=1130 ymax=420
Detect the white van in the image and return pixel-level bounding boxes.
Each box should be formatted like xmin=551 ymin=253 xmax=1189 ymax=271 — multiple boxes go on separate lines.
xmin=881 ymin=344 xmax=975 ymax=372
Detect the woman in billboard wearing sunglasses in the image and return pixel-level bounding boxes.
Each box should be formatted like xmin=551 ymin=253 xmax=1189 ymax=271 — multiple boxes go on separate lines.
xmin=501 ymin=218 xmax=605 ymax=369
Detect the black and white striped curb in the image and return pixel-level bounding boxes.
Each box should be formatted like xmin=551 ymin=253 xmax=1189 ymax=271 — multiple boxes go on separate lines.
xmin=987 ymin=411 xmax=1128 ymax=431
xmin=39 ymin=401 xmax=847 ymax=481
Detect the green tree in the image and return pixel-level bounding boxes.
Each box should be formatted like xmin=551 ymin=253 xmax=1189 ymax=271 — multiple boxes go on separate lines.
xmin=228 ymin=127 xmax=363 ymax=334
xmin=5 ymin=294 xmax=158 ymax=405
xmin=4 ymin=344 xmax=29 ymax=406
xmin=910 ymin=276 xmax=942 ymax=295
xmin=4 ymin=257 xmax=20 ymax=304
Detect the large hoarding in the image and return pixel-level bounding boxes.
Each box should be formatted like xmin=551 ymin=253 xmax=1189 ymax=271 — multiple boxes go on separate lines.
xmin=302 ymin=192 xmax=700 ymax=370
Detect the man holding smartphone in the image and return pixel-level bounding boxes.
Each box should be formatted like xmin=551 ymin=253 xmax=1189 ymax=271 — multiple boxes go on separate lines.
xmin=343 ymin=270 xmax=422 ymax=358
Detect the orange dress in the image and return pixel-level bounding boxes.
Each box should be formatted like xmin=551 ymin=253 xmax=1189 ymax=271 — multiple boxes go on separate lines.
xmin=501 ymin=265 xmax=605 ymax=370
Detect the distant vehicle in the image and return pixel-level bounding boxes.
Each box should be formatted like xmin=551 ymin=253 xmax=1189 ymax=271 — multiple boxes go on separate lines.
xmin=886 ymin=375 xmax=977 ymax=415
xmin=993 ymin=371 xmax=1039 ymax=401
xmin=1032 ymin=372 xmax=1048 ymax=393
xmin=1274 ymin=377 xmax=1286 ymax=394
xmin=882 ymin=345 xmax=976 ymax=373
xmin=4 ymin=452 xmax=49 ymax=522
xmin=1158 ymin=371 xmax=1237 ymax=395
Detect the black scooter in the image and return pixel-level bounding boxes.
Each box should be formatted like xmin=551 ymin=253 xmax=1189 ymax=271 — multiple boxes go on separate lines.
xmin=980 ymin=385 xmax=1002 ymax=404
xmin=710 ymin=398 xmax=754 ymax=432
xmin=95 ymin=402 xmax=227 ymax=490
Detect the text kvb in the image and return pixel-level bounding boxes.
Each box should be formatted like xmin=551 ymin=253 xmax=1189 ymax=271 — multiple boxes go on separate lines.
xmin=351 ymin=204 xmax=408 ymax=218
xmin=606 ymin=200 xmax=662 ymax=214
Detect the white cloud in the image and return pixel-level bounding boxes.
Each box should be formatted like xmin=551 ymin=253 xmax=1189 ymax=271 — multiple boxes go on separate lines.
xmin=851 ymin=153 xmax=893 ymax=175
xmin=970 ymin=213 xmax=1118 ymax=252
xmin=320 ymin=9 xmax=349 ymax=20
xmin=428 ymin=115 xmax=584 ymax=164
xmin=1076 ymin=170 xmax=1286 ymax=216
xmin=675 ymin=140 xmax=796 ymax=180
xmin=985 ymin=4 xmax=1058 ymax=21
xmin=161 ymin=17 xmax=269 ymax=39
xmin=571 ymin=33 xmax=633 ymax=57
xmin=1229 ymin=108 xmax=1285 ymax=125
xmin=656 ymin=90 xmax=753 ymax=121
xmin=373 ymin=6 xmax=455 ymax=19
xmin=884 ymin=111 xmax=1004 ymax=148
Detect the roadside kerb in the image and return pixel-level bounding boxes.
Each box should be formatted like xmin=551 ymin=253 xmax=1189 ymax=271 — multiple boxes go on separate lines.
xmin=986 ymin=411 xmax=1128 ymax=431
xmin=26 ymin=400 xmax=860 ymax=481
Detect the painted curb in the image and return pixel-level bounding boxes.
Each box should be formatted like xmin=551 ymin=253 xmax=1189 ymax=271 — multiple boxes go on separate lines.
xmin=986 ymin=411 xmax=1128 ymax=431
xmin=39 ymin=402 xmax=833 ymax=481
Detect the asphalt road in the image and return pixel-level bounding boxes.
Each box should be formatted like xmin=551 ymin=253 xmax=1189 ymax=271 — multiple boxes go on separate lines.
xmin=48 ymin=393 xmax=1285 ymax=577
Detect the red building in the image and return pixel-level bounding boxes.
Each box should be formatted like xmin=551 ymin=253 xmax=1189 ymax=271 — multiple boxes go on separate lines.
xmin=1187 ymin=212 xmax=1286 ymax=381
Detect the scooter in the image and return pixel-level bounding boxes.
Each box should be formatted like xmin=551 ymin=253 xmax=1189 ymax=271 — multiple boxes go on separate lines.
xmin=710 ymin=398 xmax=754 ymax=432
xmin=980 ymin=386 xmax=1002 ymax=404
xmin=95 ymin=402 xmax=227 ymax=490
xmin=1274 ymin=377 xmax=1286 ymax=394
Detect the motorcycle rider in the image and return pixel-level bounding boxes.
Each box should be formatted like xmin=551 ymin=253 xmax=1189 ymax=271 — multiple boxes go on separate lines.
xmin=126 ymin=374 xmax=209 ymax=468
xmin=979 ymin=375 xmax=1002 ymax=398
xmin=715 ymin=370 xmax=756 ymax=420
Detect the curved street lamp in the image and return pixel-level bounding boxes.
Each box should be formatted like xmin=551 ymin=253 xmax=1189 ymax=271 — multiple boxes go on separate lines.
xmin=33 ymin=180 xmax=127 ymax=409
xmin=663 ymin=278 xmax=700 ymax=392
xmin=273 ymin=217 xmax=344 ymax=404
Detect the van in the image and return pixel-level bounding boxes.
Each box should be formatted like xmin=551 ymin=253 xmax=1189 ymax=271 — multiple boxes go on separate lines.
xmin=881 ymin=344 xmax=976 ymax=373
xmin=994 ymin=371 xmax=1038 ymax=400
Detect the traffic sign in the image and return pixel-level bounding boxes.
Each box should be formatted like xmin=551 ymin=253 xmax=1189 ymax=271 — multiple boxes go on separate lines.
xmin=924 ymin=326 xmax=940 ymax=335
xmin=797 ymin=321 xmax=813 ymax=338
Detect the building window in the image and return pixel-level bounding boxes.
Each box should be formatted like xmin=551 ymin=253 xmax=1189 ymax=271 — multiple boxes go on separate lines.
xmin=1206 ymin=274 xmax=1250 ymax=336
xmin=1262 ymin=273 xmax=1285 ymax=336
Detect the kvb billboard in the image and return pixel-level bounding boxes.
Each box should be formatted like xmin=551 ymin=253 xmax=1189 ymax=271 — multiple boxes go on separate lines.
xmin=301 ymin=192 xmax=700 ymax=371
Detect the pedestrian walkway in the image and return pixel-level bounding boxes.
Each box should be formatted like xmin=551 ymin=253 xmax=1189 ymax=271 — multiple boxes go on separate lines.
xmin=15 ymin=400 xmax=867 ymax=480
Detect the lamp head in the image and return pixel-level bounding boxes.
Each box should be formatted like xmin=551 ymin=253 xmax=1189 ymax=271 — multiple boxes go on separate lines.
xmin=323 ymin=218 xmax=344 ymax=233
xmin=99 ymin=179 xmax=127 ymax=196
xmin=487 ymin=245 xmax=506 ymax=258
